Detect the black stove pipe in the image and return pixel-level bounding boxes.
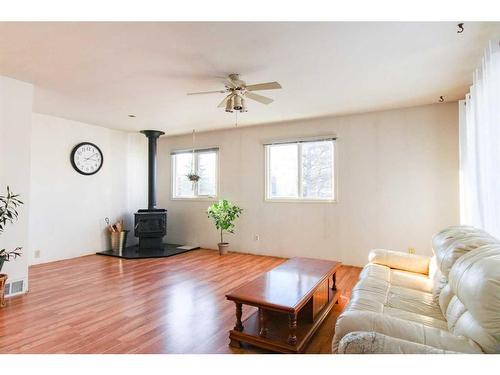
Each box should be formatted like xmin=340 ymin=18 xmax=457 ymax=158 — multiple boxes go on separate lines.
xmin=140 ymin=130 xmax=165 ymax=210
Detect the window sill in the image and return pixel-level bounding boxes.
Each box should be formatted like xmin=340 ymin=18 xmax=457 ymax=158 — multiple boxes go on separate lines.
xmin=264 ymin=198 xmax=338 ymax=204
xmin=171 ymin=196 xmax=218 ymax=202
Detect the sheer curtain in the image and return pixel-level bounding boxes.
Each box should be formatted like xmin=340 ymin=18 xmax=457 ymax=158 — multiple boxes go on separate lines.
xmin=459 ymin=39 xmax=500 ymax=237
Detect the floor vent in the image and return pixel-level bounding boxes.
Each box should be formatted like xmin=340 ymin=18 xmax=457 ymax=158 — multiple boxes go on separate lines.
xmin=5 ymin=279 xmax=24 ymax=296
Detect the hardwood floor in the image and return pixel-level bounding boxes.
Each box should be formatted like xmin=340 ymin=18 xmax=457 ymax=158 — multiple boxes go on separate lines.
xmin=0 ymin=250 xmax=360 ymax=354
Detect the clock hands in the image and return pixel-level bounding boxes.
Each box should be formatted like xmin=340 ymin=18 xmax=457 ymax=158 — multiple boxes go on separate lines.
xmin=84 ymin=153 xmax=99 ymax=162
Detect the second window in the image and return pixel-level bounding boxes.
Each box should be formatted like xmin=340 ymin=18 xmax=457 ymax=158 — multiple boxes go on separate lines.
xmin=265 ymin=138 xmax=336 ymax=201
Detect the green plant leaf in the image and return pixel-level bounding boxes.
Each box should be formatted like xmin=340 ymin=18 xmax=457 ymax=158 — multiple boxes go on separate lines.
xmin=0 ymin=186 xmax=24 ymax=235
xmin=207 ymin=199 xmax=243 ymax=243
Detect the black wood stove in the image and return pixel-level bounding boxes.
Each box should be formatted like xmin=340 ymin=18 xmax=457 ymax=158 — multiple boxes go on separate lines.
xmin=134 ymin=130 xmax=167 ymax=251
xmin=96 ymin=129 xmax=198 ymax=259
xmin=134 ymin=209 xmax=166 ymax=250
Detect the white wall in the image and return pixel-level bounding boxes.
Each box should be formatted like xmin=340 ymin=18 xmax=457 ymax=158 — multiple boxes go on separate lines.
xmin=28 ymin=113 xmax=147 ymax=265
xmin=0 ymin=76 xmax=33 ymax=290
xmin=157 ymin=103 xmax=459 ymax=266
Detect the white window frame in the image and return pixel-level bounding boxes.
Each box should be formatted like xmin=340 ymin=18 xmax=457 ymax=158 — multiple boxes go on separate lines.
xmin=171 ymin=147 xmax=219 ymax=201
xmin=264 ymin=137 xmax=338 ymax=203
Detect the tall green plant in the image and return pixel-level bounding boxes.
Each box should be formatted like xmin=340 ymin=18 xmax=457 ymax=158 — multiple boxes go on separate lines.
xmin=0 ymin=186 xmax=23 ymax=267
xmin=207 ymin=199 xmax=243 ymax=244
xmin=0 ymin=186 xmax=23 ymax=233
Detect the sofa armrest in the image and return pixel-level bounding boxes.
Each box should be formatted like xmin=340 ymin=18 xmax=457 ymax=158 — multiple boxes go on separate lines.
xmin=369 ymin=249 xmax=430 ymax=275
xmin=338 ymin=331 xmax=458 ymax=354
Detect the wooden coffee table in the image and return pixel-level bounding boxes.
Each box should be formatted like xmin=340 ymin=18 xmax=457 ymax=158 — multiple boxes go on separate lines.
xmin=226 ymin=257 xmax=341 ymax=353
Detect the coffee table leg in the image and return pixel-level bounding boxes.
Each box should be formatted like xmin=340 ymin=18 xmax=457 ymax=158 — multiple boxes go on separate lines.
xmin=287 ymin=313 xmax=297 ymax=345
xmin=229 ymin=338 xmax=242 ymax=348
xmin=234 ymin=302 xmax=244 ymax=332
xmin=258 ymin=308 xmax=268 ymax=337
xmin=331 ymin=272 xmax=337 ymax=291
xmin=331 ymin=272 xmax=340 ymax=304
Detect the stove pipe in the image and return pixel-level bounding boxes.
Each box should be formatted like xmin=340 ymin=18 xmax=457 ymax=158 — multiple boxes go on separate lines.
xmin=140 ymin=130 xmax=165 ymax=209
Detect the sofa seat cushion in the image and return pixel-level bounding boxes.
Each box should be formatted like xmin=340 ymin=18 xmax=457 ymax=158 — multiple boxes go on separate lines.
xmin=360 ymin=263 xmax=433 ymax=293
xmin=338 ymin=331 xmax=460 ymax=354
xmin=360 ymin=263 xmax=390 ymax=281
xmin=333 ymin=310 xmax=483 ymax=353
xmin=383 ymin=307 xmax=448 ymax=330
xmin=351 ymin=276 xmax=446 ymax=324
xmin=390 ymin=269 xmax=434 ymax=293
xmin=387 ymin=286 xmax=444 ymax=320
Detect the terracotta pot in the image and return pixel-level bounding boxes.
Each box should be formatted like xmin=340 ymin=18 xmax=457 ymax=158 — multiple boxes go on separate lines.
xmin=218 ymin=242 xmax=229 ymax=255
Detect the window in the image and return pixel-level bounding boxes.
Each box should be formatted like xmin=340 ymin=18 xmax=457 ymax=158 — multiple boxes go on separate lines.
xmin=171 ymin=148 xmax=218 ymax=199
xmin=265 ymin=138 xmax=336 ymax=201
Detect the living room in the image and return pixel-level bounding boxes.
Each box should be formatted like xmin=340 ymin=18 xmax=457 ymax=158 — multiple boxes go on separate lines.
xmin=1 ymin=1 xmax=499 ymax=373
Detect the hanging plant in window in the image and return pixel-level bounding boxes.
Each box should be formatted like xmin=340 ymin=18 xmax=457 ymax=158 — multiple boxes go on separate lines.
xmin=186 ymin=129 xmax=201 ymax=188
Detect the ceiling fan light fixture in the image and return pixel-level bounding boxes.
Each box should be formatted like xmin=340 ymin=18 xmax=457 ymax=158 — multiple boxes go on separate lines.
xmin=233 ymin=94 xmax=243 ymax=110
xmin=225 ymin=96 xmax=234 ymax=112
xmin=240 ymin=98 xmax=248 ymax=112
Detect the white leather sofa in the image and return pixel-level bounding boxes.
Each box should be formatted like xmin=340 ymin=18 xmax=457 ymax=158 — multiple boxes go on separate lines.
xmin=332 ymin=226 xmax=500 ymax=354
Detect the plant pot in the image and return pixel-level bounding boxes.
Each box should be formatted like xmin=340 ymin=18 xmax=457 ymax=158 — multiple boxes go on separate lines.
xmin=218 ymin=242 xmax=229 ymax=256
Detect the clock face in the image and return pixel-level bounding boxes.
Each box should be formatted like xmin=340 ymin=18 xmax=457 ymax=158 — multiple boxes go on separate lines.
xmin=70 ymin=142 xmax=104 ymax=175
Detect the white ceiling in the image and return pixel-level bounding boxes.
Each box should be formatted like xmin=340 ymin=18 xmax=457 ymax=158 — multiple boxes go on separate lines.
xmin=0 ymin=22 xmax=499 ymax=135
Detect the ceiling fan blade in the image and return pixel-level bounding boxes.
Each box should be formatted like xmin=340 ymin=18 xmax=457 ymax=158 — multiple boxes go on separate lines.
xmin=187 ymin=90 xmax=226 ymax=96
xmin=217 ymin=94 xmax=232 ymax=108
xmin=244 ymin=92 xmax=274 ymax=105
xmin=245 ymin=82 xmax=282 ymax=91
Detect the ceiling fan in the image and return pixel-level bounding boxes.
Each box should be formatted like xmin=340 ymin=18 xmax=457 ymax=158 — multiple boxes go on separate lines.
xmin=187 ymin=74 xmax=282 ymax=113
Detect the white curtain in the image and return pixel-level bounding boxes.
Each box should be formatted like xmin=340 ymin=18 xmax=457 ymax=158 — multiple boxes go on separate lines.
xmin=459 ymin=39 xmax=500 ymax=237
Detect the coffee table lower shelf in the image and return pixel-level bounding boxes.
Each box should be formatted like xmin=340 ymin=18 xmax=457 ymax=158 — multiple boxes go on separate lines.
xmin=229 ymin=290 xmax=340 ymax=353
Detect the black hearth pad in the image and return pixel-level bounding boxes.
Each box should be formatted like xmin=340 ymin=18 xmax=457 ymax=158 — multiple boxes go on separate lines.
xmin=96 ymin=243 xmax=199 ymax=259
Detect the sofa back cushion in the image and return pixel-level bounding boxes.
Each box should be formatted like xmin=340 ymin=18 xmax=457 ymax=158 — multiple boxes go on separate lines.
xmin=433 ymin=229 xmax=495 ymax=278
xmin=445 ymin=244 xmax=500 ymax=353
xmin=431 ymin=226 xmax=497 ymax=302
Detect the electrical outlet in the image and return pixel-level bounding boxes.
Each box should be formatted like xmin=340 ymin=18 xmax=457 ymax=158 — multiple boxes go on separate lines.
xmin=408 ymin=247 xmax=416 ymax=254
xmin=254 ymin=234 xmax=260 ymax=241
xmin=34 ymin=250 xmax=41 ymax=258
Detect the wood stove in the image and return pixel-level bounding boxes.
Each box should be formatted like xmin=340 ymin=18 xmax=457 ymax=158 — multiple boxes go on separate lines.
xmin=134 ymin=130 xmax=167 ymax=251
xmin=135 ymin=209 xmax=167 ymax=250
xmin=97 ymin=129 xmax=199 ymax=259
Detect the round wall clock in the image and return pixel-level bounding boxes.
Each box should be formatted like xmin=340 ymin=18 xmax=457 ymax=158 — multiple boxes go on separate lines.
xmin=70 ymin=142 xmax=104 ymax=175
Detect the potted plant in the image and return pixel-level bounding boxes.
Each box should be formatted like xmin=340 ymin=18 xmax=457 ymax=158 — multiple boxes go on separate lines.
xmin=0 ymin=186 xmax=23 ymax=272
xmin=186 ymin=130 xmax=201 ymax=189
xmin=186 ymin=172 xmax=201 ymax=183
xmin=207 ymin=199 xmax=243 ymax=255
